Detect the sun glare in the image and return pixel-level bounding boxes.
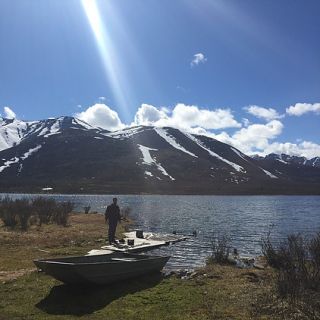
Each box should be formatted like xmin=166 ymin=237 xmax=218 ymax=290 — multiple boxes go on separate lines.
xmin=81 ymin=0 xmax=130 ymax=115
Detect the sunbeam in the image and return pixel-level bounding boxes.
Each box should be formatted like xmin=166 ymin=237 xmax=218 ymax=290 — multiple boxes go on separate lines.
xmin=81 ymin=0 xmax=131 ymax=116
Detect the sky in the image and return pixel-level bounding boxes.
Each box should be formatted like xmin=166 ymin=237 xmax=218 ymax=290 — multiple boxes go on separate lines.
xmin=0 ymin=0 xmax=319 ymax=157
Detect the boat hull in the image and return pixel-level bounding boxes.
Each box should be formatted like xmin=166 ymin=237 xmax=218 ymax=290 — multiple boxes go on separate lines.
xmin=34 ymin=253 xmax=169 ymax=285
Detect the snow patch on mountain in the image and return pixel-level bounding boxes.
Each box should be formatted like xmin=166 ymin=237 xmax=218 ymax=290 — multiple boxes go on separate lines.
xmin=231 ymin=147 xmax=250 ymax=163
xmin=312 ymin=158 xmax=320 ymax=167
xmin=72 ymin=118 xmax=94 ymax=130
xmin=0 ymin=145 xmax=42 ymax=173
xmin=107 ymin=126 xmax=146 ymax=139
xmin=21 ymin=145 xmax=42 ymax=160
xmin=0 ymin=157 xmax=19 ymax=173
xmin=0 ymin=119 xmax=28 ymax=151
xmin=137 ymin=144 xmax=175 ymax=180
xmin=154 ymin=127 xmax=197 ymax=158
xmin=0 ymin=117 xmax=97 ymax=152
xmin=276 ymin=158 xmax=288 ymax=164
xmin=184 ymin=133 xmax=245 ymax=173
xmin=272 ymin=154 xmax=288 ymax=164
xmin=260 ymin=168 xmax=278 ymax=179
xmin=138 ymin=144 xmax=156 ymax=165
xmin=43 ymin=120 xmax=61 ymax=138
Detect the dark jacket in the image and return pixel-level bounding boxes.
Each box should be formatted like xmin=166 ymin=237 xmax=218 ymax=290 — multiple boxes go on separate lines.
xmin=105 ymin=204 xmax=121 ymax=225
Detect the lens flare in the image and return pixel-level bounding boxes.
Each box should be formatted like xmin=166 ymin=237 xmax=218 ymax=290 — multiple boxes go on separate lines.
xmin=81 ymin=0 xmax=130 ymax=115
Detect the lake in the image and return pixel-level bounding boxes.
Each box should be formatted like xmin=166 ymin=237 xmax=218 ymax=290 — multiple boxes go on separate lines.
xmin=3 ymin=194 xmax=320 ymax=269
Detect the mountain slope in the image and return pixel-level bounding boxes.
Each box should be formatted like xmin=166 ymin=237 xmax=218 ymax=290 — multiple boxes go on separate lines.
xmin=0 ymin=116 xmax=319 ymax=194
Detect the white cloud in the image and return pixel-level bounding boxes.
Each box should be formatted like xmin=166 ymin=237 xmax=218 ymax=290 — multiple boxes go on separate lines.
xmin=3 ymin=106 xmax=16 ymax=119
xmin=203 ymin=120 xmax=284 ymax=155
xmin=134 ymin=104 xmax=169 ymax=126
xmin=203 ymin=121 xmax=320 ymax=158
xmin=75 ymin=103 xmax=124 ymax=131
xmin=172 ymin=104 xmax=240 ymax=129
xmin=263 ymin=141 xmax=320 ymax=159
xmin=133 ymin=103 xmax=241 ymax=130
xmin=245 ymin=105 xmax=283 ymax=121
xmin=286 ymin=103 xmax=320 ymax=116
xmin=242 ymin=118 xmax=250 ymax=127
xmin=191 ymin=53 xmax=207 ymax=67
xmin=231 ymin=120 xmax=283 ymax=151
xmin=73 ymin=101 xmax=320 ymax=158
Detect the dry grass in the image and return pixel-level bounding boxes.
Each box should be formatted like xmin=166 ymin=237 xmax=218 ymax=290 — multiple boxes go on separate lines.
xmin=197 ymin=264 xmax=272 ymax=319
xmin=0 ymin=213 xmax=130 ymax=272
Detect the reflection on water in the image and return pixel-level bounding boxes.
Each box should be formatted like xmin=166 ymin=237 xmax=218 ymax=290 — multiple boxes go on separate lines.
xmin=3 ymin=194 xmax=320 ymax=269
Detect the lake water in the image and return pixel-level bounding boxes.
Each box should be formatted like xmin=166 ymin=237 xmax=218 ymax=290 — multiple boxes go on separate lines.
xmin=3 ymin=194 xmax=320 ymax=270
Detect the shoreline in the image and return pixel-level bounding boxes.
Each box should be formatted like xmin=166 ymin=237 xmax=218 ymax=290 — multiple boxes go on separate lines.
xmin=0 ymin=212 xmax=314 ymax=320
xmin=1 ymin=191 xmax=320 ymax=196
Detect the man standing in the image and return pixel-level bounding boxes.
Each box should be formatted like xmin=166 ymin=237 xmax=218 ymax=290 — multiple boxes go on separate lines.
xmin=105 ymin=197 xmax=121 ymax=244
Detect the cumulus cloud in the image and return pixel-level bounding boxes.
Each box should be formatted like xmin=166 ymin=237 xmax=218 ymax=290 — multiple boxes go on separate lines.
xmin=191 ymin=53 xmax=207 ymax=67
xmin=171 ymin=104 xmax=240 ymax=129
xmin=204 ymin=121 xmax=320 ymax=158
xmin=203 ymin=120 xmax=284 ymax=155
xmin=75 ymin=103 xmax=124 ymax=131
xmin=262 ymin=141 xmax=320 ymax=159
xmin=245 ymin=105 xmax=283 ymax=121
xmin=72 ymin=101 xmax=320 ymax=158
xmin=134 ymin=104 xmax=169 ymax=126
xmin=231 ymin=120 xmax=284 ymax=151
xmin=286 ymin=103 xmax=320 ymax=116
xmin=242 ymin=118 xmax=250 ymax=127
xmin=3 ymin=106 xmax=16 ymax=119
xmin=133 ymin=103 xmax=241 ymax=130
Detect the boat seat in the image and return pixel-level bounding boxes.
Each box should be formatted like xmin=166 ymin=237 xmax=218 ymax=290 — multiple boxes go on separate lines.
xmin=111 ymin=258 xmax=137 ymax=262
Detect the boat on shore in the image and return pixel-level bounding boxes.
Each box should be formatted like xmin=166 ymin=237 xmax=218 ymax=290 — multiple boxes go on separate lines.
xmin=88 ymin=231 xmax=188 ymax=255
xmin=34 ymin=252 xmax=170 ymax=285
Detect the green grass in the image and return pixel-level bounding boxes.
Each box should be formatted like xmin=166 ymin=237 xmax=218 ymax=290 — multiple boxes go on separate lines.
xmin=0 ymin=214 xmax=281 ymax=320
xmin=0 ymin=272 xmax=206 ymax=320
xmin=0 ymin=264 xmax=276 ymax=320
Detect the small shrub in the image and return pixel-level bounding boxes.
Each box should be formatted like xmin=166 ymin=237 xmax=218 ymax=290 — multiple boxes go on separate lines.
xmin=0 ymin=197 xmax=18 ymax=228
xmin=53 ymin=201 xmax=74 ymax=227
xmin=309 ymin=232 xmax=320 ymax=290
xmin=261 ymin=231 xmax=283 ymax=269
xmin=14 ymin=199 xmax=32 ymax=231
xmin=32 ymin=197 xmax=57 ymax=226
xmin=84 ymin=205 xmax=91 ymax=214
xmin=206 ymin=233 xmax=231 ymax=265
xmin=262 ymin=232 xmax=320 ymax=300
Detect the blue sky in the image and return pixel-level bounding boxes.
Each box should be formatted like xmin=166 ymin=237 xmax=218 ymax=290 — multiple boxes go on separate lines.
xmin=0 ymin=0 xmax=319 ymax=157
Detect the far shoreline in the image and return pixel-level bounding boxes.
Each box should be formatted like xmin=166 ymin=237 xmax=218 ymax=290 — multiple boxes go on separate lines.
xmin=1 ymin=191 xmax=320 ymax=196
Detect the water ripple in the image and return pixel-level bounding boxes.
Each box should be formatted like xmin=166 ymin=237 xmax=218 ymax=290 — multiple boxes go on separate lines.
xmin=3 ymin=194 xmax=320 ymax=269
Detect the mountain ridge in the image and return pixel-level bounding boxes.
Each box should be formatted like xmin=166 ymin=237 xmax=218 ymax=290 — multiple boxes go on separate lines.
xmin=0 ymin=116 xmax=319 ymax=194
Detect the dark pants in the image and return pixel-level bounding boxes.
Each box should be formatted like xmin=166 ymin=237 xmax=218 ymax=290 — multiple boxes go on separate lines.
xmin=108 ymin=222 xmax=117 ymax=244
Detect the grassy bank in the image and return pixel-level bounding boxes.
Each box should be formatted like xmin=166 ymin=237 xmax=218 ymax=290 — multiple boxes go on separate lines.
xmin=0 ymin=213 xmax=309 ymax=320
xmin=0 ymin=213 xmax=127 ymax=272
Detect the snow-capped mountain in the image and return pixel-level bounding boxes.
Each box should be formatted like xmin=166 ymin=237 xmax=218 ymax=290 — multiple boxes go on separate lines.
xmin=0 ymin=116 xmax=97 ymax=151
xmin=253 ymin=153 xmax=320 ymax=168
xmin=0 ymin=116 xmax=319 ymax=194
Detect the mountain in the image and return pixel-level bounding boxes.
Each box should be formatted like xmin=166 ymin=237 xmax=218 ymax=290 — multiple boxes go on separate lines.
xmin=0 ymin=116 xmax=319 ymax=194
xmin=253 ymin=153 xmax=320 ymax=168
